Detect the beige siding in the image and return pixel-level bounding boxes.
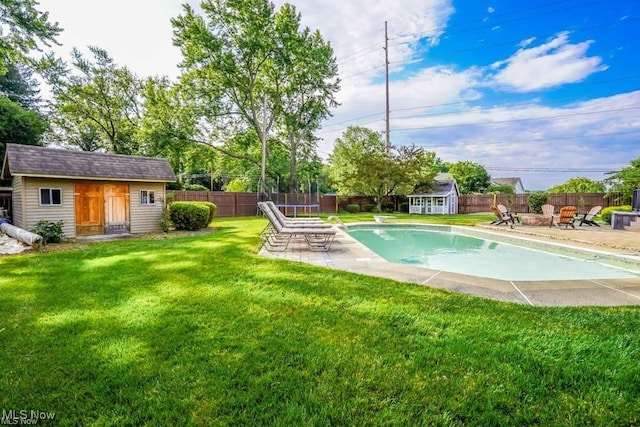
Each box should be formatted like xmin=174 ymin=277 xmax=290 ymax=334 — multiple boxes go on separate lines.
xmin=129 ymin=183 xmax=165 ymax=234
xmin=11 ymin=176 xmax=24 ymax=228
xmin=23 ymin=178 xmax=76 ymax=238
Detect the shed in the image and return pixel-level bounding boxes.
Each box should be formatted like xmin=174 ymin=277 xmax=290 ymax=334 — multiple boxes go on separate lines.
xmin=408 ymin=178 xmax=459 ymax=215
xmin=1 ymin=144 xmax=176 ymax=238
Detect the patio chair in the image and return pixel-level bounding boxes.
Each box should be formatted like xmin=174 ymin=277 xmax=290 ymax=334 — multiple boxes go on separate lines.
xmin=541 ymin=204 xmax=555 ymax=226
xmin=257 ymin=202 xmax=336 ymax=252
xmin=578 ymin=205 xmax=602 ymax=227
xmin=266 ymin=201 xmax=325 ymax=225
xmin=551 ymin=206 xmax=577 ymax=229
xmin=490 ymin=205 xmax=516 ymax=227
xmin=497 ymin=204 xmax=521 ymax=223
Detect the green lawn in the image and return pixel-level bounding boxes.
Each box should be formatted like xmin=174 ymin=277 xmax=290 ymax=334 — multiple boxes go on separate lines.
xmin=1 ymin=216 xmax=639 ymax=425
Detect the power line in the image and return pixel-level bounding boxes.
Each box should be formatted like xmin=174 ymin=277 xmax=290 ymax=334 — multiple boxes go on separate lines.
xmin=484 ymin=167 xmax=618 ymax=172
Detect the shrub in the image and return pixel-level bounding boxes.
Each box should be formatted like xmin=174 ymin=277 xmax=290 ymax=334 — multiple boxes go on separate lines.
xmin=382 ymin=202 xmax=394 ymax=212
xmin=344 ymin=204 xmax=360 ymax=213
xmin=363 ymin=204 xmax=377 ymax=213
xmin=193 ymin=202 xmax=217 ymax=225
xmin=600 ymin=205 xmax=632 ymax=224
xmin=169 ymin=202 xmax=210 ymax=231
xmin=184 ymin=183 xmax=209 ymax=191
xmin=400 ymin=202 xmax=409 ymax=213
xmin=31 ymin=220 xmax=65 ymax=244
xmin=528 ymin=191 xmax=548 ymax=214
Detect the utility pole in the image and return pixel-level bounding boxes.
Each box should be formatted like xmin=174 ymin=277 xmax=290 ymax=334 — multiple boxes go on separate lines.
xmin=384 ymin=21 xmax=390 ymax=152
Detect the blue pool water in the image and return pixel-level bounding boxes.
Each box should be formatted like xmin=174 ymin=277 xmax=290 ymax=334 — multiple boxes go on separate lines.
xmin=347 ymin=225 xmax=640 ymax=281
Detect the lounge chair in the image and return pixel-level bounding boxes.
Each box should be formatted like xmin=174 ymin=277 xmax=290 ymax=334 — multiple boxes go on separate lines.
xmin=266 ymin=201 xmax=325 ymax=225
xmin=541 ymin=204 xmax=555 ymax=226
xmin=497 ymin=204 xmax=521 ymax=223
xmin=257 ymin=202 xmax=336 ymax=252
xmin=490 ymin=205 xmax=516 ymax=227
xmin=551 ymin=206 xmax=577 ymax=229
xmin=579 ymin=205 xmax=602 ymax=227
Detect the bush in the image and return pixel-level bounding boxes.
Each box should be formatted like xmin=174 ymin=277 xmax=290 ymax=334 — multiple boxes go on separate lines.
xmin=528 ymin=191 xmax=548 ymax=214
xmin=400 ymin=202 xmax=409 ymax=213
xmin=363 ymin=204 xmax=378 ymax=213
xmin=344 ymin=204 xmax=360 ymax=213
xmin=184 ymin=183 xmax=209 ymax=191
xmin=382 ymin=202 xmax=394 ymax=213
xmin=31 ymin=220 xmax=64 ymax=244
xmin=600 ymin=205 xmax=632 ymax=224
xmin=193 ymin=202 xmax=217 ymax=225
xmin=169 ymin=202 xmax=210 ymax=231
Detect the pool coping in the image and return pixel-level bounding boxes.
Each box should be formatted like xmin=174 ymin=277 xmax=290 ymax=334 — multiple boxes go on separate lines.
xmin=259 ymin=222 xmax=640 ymax=307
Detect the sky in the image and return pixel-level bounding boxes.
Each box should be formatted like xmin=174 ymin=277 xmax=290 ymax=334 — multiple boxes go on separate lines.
xmin=43 ymin=0 xmax=640 ymax=190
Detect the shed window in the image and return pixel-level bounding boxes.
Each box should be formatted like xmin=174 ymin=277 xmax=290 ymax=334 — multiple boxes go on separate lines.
xmin=140 ymin=190 xmax=155 ymax=205
xmin=39 ymin=188 xmax=62 ymax=206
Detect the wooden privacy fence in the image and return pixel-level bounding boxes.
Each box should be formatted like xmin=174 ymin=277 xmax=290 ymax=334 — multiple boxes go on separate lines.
xmin=172 ymin=191 xmax=630 ymax=217
xmin=458 ymin=193 xmax=629 ymax=214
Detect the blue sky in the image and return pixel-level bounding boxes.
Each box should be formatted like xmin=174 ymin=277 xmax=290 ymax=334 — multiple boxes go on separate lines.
xmin=45 ymin=0 xmax=640 ymax=190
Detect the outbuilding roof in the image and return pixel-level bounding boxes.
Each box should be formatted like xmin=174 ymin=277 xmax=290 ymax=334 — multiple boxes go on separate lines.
xmin=409 ymin=179 xmax=458 ymax=197
xmin=2 ymin=144 xmax=176 ymax=182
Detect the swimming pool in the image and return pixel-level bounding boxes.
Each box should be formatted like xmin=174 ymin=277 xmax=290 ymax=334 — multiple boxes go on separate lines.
xmin=347 ymin=225 xmax=640 ymax=281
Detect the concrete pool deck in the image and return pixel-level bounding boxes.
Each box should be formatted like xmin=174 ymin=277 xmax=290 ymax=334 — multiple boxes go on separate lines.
xmin=259 ymin=222 xmax=640 ymax=307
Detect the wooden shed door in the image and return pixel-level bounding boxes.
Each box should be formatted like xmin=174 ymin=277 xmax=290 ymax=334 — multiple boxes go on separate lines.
xmin=75 ymin=183 xmax=104 ymax=236
xmin=104 ymin=184 xmax=130 ymax=234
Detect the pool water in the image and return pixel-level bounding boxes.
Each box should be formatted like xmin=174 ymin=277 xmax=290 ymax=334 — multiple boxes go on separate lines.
xmin=347 ymin=225 xmax=640 ymax=281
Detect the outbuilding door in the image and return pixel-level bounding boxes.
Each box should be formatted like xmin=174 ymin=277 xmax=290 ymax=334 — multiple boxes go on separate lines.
xmin=75 ymin=183 xmax=130 ymax=236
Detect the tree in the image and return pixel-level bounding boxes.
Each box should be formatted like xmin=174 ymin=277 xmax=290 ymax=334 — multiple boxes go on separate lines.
xmin=0 ymin=0 xmax=62 ymax=74
xmin=605 ymin=157 xmax=640 ymax=200
xmin=548 ymin=177 xmax=605 ymax=193
xmin=171 ymin=0 xmax=339 ymax=195
xmin=0 ymin=95 xmax=47 ymax=160
xmin=327 ymin=126 xmax=437 ymax=210
xmin=486 ymin=183 xmax=514 ymax=194
xmin=448 ymin=161 xmax=490 ymax=194
xmin=0 ymin=61 xmax=41 ymax=109
xmin=42 ymin=46 xmax=144 ymax=154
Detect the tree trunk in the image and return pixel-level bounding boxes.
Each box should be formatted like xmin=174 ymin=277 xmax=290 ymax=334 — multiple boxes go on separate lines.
xmin=288 ymin=134 xmax=298 ymax=193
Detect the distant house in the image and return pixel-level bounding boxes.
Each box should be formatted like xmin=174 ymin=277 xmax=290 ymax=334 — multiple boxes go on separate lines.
xmin=1 ymin=144 xmax=176 ymax=238
xmin=491 ymin=177 xmax=525 ymax=194
xmin=408 ymin=174 xmax=459 ymax=215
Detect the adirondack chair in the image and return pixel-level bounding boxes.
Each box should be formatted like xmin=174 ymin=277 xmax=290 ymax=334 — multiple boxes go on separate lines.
xmin=497 ymin=204 xmax=521 ymax=223
xmin=551 ymin=206 xmax=577 ymax=229
xmin=491 ymin=205 xmax=516 ymax=227
xmin=579 ymin=205 xmax=602 ymax=227
xmin=541 ymin=204 xmax=555 ymax=226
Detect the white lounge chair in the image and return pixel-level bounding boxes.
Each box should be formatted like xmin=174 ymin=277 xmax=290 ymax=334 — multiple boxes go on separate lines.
xmin=257 ymin=202 xmax=336 ymax=252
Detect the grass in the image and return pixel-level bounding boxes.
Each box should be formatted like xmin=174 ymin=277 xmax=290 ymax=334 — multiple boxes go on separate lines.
xmin=1 ymin=216 xmax=639 ymax=426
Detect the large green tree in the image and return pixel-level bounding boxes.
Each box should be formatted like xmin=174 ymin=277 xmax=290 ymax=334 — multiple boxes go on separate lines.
xmin=0 ymin=0 xmax=61 ymax=74
xmin=42 ymin=46 xmax=144 ymax=154
xmin=548 ymin=177 xmax=605 ymax=193
xmin=447 ymin=161 xmax=491 ymax=194
xmin=605 ymin=157 xmax=640 ymax=200
xmin=0 ymin=61 xmax=40 ymax=109
xmin=328 ymin=126 xmax=437 ymax=210
xmin=171 ymin=0 xmax=339 ymax=195
xmin=0 ymin=95 xmax=47 ymax=160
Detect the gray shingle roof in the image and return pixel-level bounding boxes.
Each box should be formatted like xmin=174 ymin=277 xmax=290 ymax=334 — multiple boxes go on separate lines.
xmin=409 ymin=179 xmax=458 ymax=196
xmin=2 ymin=144 xmax=176 ymax=182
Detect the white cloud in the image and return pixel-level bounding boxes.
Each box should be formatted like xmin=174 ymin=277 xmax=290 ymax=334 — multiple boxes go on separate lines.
xmin=47 ymin=0 xmax=189 ymax=78
xmin=490 ymin=32 xmax=608 ymax=92
xmin=488 ymin=7 xmax=495 ymax=13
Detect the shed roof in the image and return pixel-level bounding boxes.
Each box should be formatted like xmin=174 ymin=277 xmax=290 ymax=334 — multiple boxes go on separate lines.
xmin=409 ymin=179 xmax=458 ymax=197
xmin=2 ymin=144 xmax=176 ymax=182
